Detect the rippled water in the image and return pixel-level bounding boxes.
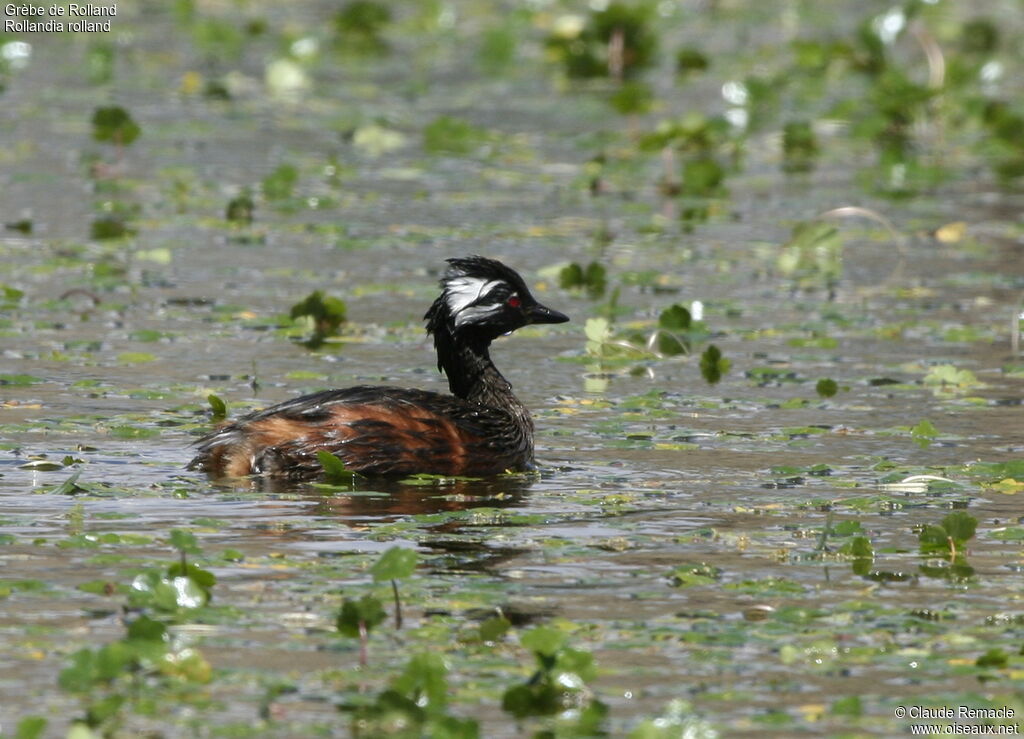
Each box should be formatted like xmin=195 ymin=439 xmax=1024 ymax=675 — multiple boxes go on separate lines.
xmin=2 ymin=2 xmax=1023 ymax=736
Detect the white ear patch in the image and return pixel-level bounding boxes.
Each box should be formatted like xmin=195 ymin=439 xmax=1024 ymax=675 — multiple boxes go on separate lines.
xmin=445 ymin=277 xmax=503 ymax=326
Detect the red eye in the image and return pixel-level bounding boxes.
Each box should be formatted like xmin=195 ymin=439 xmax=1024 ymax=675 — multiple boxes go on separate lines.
xmin=508 ymin=295 xmax=521 ymax=308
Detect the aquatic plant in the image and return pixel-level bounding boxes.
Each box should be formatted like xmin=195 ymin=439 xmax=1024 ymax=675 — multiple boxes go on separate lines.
xmin=261 ymin=163 xmax=299 ymax=201
xmin=342 ymin=653 xmax=479 ymax=737
xmin=57 ymin=531 xmax=216 ymax=736
xmin=91 ymin=106 xmax=140 ymax=151
xmin=423 ymin=115 xmax=489 ymax=156
xmin=545 ymin=2 xmax=658 ymax=81
xmin=559 ymin=261 xmax=606 ymax=299
xmin=225 ymin=191 xmax=255 ymax=224
xmin=369 ymin=546 xmax=419 ymax=630
xmin=782 ymin=120 xmax=819 ymax=173
xmin=334 ymin=0 xmax=391 ymax=54
xmin=289 ymin=289 xmax=348 ymax=346
xmin=639 ymin=113 xmax=741 ymax=203
xmin=501 ymin=626 xmax=606 ymax=732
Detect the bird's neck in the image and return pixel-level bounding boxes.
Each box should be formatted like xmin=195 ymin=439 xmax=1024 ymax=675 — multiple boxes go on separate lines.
xmin=432 ymin=324 xmax=537 ymax=465
xmin=433 ymin=329 xmax=519 ymax=409
xmin=446 ymin=339 xmax=511 ymax=403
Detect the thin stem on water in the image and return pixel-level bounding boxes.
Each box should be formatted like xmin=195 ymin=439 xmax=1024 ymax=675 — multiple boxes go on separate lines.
xmin=391 ymin=579 xmax=403 ymax=630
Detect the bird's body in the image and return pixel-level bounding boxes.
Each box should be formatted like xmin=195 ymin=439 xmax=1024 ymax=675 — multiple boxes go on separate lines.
xmin=188 ymin=257 xmax=568 ymax=480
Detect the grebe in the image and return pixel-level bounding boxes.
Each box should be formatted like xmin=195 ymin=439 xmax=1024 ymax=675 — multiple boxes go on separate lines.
xmin=188 ymin=256 xmax=569 ymax=479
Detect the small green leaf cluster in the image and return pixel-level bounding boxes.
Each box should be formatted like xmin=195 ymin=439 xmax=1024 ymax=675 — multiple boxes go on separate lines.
xmin=667 ymin=562 xmax=720 ymax=588
xmin=333 ymin=0 xmax=391 ymax=55
xmin=923 ymin=364 xmax=980 ymax=394
xmin=262 ymin=163 xmax=299 ymax=201
xmin=57 ymin=530 xmax=215 ymax=735
xmin=545 ymin=2 xmax=658 ymax=80
xmin=91 ymin=106 xmax=141 ymax=148
xmin=776 ymin=221 xmax=844 ymax=291
xmin=501 ymin=626 xmax=607 ymax=733
xmin=910 ymin=419 xmax=938 ymax=449
xmin=336 ymin=546 xmax=420 ymax=664
xmin=919 ymin=511 xmax=977 ymax=556
xmin=423 ymin=116 xmax=489 ymax=156
xmin=782 ymin=121 xmax=819 ymax=173
xmin=582 ymin=291 xmax=727 ymax=386
xmin=225 ymin=191 xmax=255 ymax=224
xmin=289 ymin=289 xmax=348 ymax=346
xmin=639 ymin=113 xmax=739 ymax=198
xmin=344 ymin=653 xmax=479 ymax=737
xmin=559 ymin=261 xmax=607 ymax=299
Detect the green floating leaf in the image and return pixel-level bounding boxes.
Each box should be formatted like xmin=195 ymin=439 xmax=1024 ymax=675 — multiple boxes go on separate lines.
xmin=658 ymin=304 xmax=692 ymax=331
xmin=1 ymin=284 xmax=25 ymax=304
xmin=923 ymin=364 xmax=980 ymax=390
xmin=52 ymin=471 xmax=86 ymax=496
xmin=919 ymin=511 xmax=977 ymax=555
xmin=976 ymin=648 xmax=1009 ymax=668
xmin=560 ymin=261 xmax=606 ymax=298
xmin=656 ymin=332 xmax=686 ymax=356
xmin=782 ymin=120 xmax=819 ymax=173
xmin=91 ymin=105 xmax=141 ymax=146
xmin=676 ymin=47 xmax=709 ymax=76
xmin=699 ymin=344 xmax=730 ymax=384
xmin=116 ymin=352 xmax=155 ymax=364
xmin=317 ymin=451 xmax=357 ymax=483
xmin=584 ymin=316 xmax=614 ymax=358
xmin=989 ymin=527 xmax=1024 ymax=541
xmin=169 ymin=529 xmax=202 ymax=555
xmin=126 ymin=614 xmax=168 ymax=643
xmin=91 ymin=216 xmax=135 ymax=240
xmin=391 ymin=653 xmax=449 ymax=711
xmin=423 ymin=115 xmax=488 ymax=155
xmin=777 ymin=221 xmax=844 ymax=286
xmin=334 ymin=0 xmax=391 ymax=53
xmin=520 ymin=626 xmax=565 ymax=657
xmin=347 ymin=653 xmax=480 ymax=738
xmin=337 ymin=594 xmax=387 ymax=638
xmin=829 ymin=695 xmax=863 ymax=718
xmin=59 ymin=642 xmax=139 ymax=692
xmin=816 ymin=378 xmax=838 ymax=398
xmin=207 ymin=394 xmax=227 ymax=421
xmin=609 ymin=81 xmax=654 ymax=116
xmin=941 ymin=511 xmax=977 ymax=543
xmin=167 ymin=562 xmax=216 ymax=598
xmin=681 ymin=156 xmax=725 ymax=196
xmin=0 ymin=373 xmax=42 ymax=386
xmin=262 ymin=163 xmax=299 ymax=201
xmin=910 ymin=419 xmax=938 ymax=448
xmin=545 ymin=1 xmax=658 ymax=80
xmin=225 ymin=192 xmax=255 ymax=223
xmin=667 ymin=562 xmax=720 ymax=588
xmin=964 ymin=460 xmax=1024 ymax=481
xmin=839 ymin=535 xmax=874 ymax=559
xmin=501 ymin=682 xmax=562 ymax=720
xmin=14 ymin=717 xmax=48 ymax=739
xmin=917 ymin=524 xmax=951 ymax=554
xmin=128 ymin=570 xmax=209 ymax=613
xmin=478 ymin=25 xmax=517 ymax=75
xmin=479 ymin=615 xmax=511 ymax=642
xmin=370 ymin=546 xmax=419 ymax=582
xmin=107 ymin=424 xmax=159 ymax=439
